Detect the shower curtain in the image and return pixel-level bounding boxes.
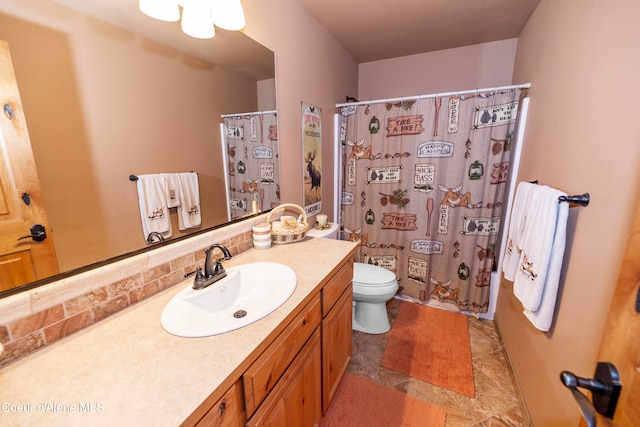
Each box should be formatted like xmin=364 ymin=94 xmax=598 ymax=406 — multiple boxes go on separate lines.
xmin=339 ymin=88 xmax=525 ymax=313
xmin=223 ymin=112 xmax=280 ymax=220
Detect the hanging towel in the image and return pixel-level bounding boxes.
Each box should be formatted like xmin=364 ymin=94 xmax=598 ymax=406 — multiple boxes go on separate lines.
xmin=502 ymin=182 xmax=537 ymax=281
xmin=523 ymin=200 xmax=569 ymax=331
xmin=136 ymin=174 xmax=172 ymax=241
xmin=513 ymin=185 xmax=569 ymax=331
xmin=177 ymin=172 xmax=201 ymax=230
xmin=162 ymin=173 xmax=181 ymax=208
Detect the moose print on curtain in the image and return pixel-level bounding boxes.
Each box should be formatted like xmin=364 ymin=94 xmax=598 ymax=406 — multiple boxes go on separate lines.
xmin=339 ymin=89 xmax=525 ymax=314
xmin=223 ymin=112 xmax=280 ymax=220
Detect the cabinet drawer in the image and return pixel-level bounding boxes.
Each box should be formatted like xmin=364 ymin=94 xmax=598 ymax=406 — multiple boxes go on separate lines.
xmin=243 ymin=295 xmax=321 ymax=416
xmin=322 ymin=259 xmax=353 ymax=316
xmin=245 ymin=329 xmax=322 ymax=427
xmin=196 ymin=380 xmax=245 ymax=427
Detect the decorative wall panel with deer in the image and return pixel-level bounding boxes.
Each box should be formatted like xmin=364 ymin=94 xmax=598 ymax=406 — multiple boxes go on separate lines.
xmin=339 ymin=89 xmax=525 ymax=313
xmin=223 ymin=113 xmax=280 ymax=220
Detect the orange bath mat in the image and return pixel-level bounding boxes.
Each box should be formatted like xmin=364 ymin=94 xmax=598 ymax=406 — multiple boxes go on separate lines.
xmin=321 ymin=373 xmax=446 ymax=426
xmin=381 ymin=301 xmax=475 ymax=397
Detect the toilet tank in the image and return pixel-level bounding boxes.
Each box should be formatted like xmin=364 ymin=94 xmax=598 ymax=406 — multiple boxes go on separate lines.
xmin=306 ymin=222 xmax=339 ymax=239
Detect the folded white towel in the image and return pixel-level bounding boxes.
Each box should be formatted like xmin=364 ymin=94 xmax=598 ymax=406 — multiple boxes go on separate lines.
xmin=162 ymin=173 xmax=181 ymax=208
xmin=136 ymin=174 xmax=172 ymax=241
xmin=177 ymin=172 xmax=201 ymax=230
xmin=523 ymin=194 xmax=569 ymax=331
xmin=513 ymin=185 xmax=569 ymax=331
xmin=502 ymin=182 xmax=537 ymax=281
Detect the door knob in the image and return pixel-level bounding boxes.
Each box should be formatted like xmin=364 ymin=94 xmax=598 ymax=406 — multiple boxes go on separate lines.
xmin=560 ymin=362 xmax=622 ymax=427
xmin=17 ymin=224 xmax=47 ymax=242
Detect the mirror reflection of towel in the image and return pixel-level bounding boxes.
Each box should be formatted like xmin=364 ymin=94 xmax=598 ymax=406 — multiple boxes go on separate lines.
xmin=136 ymin=174 xmax=172 ymax=240
xmin=162 ymin=173 xmax=181 ymax=208
xmin=177 ymin=172 xmax=201 ymax=230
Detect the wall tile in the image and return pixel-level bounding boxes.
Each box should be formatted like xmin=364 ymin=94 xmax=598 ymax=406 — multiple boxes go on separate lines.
xmin=44 ymin=312 xmax=94 ymax=343
xmin=92 ymin=295 xmax=130 ymax=323
xmin=10 ymin=305 xmax=65 ymax=340
xmin=0 ymin=332 xmax=45 ymax=366
xmin=65 ymin=287 xmax=109 ymax=317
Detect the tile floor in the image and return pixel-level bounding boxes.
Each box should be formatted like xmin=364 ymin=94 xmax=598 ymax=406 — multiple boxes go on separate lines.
xmin=347 ymin=298 xmax=530 ymax=427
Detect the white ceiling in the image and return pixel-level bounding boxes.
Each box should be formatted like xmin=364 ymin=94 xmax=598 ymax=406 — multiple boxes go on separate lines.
xmin=299 ymin=0 xmax=540 ymax=63
xmin=23 ymin=0 xmax=540 ymax=70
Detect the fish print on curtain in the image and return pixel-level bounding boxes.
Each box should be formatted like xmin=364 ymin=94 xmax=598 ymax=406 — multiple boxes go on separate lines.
xmin=339 ymin=89 xmax=524 ymax=313
xmin=224 ymin=113 xmax=280 ymax=220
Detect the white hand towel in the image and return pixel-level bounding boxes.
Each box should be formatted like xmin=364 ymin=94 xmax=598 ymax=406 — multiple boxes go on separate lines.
xmin=177 ymin=172 xmax=201 ymax=230
xmin=523 ymin=195 xmax=569 ymax=331
xmin=162 ymin=173 xmax=181 ymax=208
xmin=513 ymin=186 xmax=561 ymax=310
xmin=502 ymin=182 xmax=536 ymax=281
xmin=136 ymin=174 xmax=172 ymax=241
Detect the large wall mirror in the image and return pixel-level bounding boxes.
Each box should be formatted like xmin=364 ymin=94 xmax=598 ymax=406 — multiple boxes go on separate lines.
xmin=0 ymin=0 xmax=278 ymax=296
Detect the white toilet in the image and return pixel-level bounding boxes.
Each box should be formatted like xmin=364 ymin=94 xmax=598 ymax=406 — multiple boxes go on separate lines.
xmin=307 ymin=223 xmax=398 ymax=334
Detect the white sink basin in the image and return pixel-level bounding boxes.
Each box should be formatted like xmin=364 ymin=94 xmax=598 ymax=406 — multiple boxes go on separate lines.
xmin=161 ymin=262 xmax=297 ymax=337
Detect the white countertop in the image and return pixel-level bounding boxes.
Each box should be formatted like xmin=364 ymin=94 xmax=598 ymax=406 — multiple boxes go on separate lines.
xmin=0 ymin=238 xmax=357 ymax=426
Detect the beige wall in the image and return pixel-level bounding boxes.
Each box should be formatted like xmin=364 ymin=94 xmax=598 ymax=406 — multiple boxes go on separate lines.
xmin=243 ymin=0 xmax=359 ymax=222
xmin=496 ymin=0 xmax=640 ymax=425
xmin=358 ymin=39 xmax=518 ymax=100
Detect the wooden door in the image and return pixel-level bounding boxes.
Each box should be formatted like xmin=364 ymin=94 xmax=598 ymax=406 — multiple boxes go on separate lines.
xmin=322 ymin=286 xmax=353 ymax=414
xmin=0 ymin=40 xmax=58 ymax=291
xmin=586 ymin=199 xmax=640 ymax=426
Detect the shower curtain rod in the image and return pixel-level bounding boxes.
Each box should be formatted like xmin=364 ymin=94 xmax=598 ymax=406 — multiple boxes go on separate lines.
xmin=335 ymin=83 xmax=531 ymax=107
xmin=221 ymin=109 xmax=277 ymax=118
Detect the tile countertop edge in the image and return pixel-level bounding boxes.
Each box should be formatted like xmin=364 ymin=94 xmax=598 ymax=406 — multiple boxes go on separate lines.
xmin=0 ymin=238 xmax=358 ymax=427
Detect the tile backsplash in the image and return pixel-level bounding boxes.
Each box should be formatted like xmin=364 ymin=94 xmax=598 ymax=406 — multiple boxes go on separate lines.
xmin=0 ymin=216 xmax=262 ymax=367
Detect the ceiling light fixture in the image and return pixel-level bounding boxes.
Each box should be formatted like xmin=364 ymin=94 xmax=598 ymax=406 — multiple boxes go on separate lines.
xmin=139 ymin=0 xmax=245 ymax=39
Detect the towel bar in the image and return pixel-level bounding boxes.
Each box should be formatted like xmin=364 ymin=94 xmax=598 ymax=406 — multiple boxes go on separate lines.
xmin=529 ymin=181 xmax=589 ymax=207
xmin=559 ymin=193 xmax=590 ymax=207
xmin=129 ymin=172 xmax=197 ymax=182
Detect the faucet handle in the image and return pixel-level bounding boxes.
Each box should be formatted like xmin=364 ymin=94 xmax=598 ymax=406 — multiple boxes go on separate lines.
xmin=194 ymin=268 xmax=207 ymax=289
xmin=214 ymin=259 xmax=225 ymax=274
xmin=185 ymin=267 xmax=205 ymax=279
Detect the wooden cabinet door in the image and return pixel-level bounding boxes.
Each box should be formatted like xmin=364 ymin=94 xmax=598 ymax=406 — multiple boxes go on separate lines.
xmin=322 ymin=286 xmax=353 ymax=414
xmin=0 ymin=40 xmax=58 ymax=291
xmin=246 ymin=330 xmax=321 ymax=427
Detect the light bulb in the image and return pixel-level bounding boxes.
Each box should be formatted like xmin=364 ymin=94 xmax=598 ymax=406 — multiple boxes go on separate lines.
xmin=181 ymin=7 xmax=215 ymax=39
xmin=211 ymin=0 xmax=245 ymax=31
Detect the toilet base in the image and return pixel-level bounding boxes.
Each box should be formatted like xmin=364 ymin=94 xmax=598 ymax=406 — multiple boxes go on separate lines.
xmin=352 ymin=301 xmax=391 ymax=334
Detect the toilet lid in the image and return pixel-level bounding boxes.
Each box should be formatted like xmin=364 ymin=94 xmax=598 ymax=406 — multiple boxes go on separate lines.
xmin=353 ymin=262 xmax=397 ymax=287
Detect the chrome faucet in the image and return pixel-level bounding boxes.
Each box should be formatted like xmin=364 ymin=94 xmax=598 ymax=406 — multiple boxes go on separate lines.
xmin=146 ymin=231 xmax=165 ymax=243
xmin=191 ymin=243 xmax=233 ymax=290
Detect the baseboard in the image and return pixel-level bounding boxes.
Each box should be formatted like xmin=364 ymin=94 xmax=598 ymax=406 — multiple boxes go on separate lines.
xmin=494 ymin=312 xmax=534 ymax=427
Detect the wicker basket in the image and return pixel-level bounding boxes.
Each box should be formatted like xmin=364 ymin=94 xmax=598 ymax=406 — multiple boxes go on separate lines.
xmin=266 ymin=203 xmax=309 ymax=244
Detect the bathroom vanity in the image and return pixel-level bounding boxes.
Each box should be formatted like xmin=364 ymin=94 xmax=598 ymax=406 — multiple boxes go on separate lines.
xmin=0 ymin=237 xmax=357 ymax=426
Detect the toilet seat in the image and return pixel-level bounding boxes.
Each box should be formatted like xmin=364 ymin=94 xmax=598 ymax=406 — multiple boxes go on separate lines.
xmin=353 ymin=262 xmax=397 ymax=287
